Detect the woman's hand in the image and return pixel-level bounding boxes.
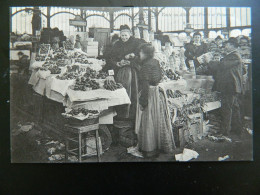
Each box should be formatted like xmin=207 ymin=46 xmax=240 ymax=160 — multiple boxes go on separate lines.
xmin=139 ymin=104 xmax=145 ymax=111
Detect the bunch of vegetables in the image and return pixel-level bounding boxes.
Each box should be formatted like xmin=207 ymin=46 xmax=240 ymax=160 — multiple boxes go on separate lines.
xmin=73 ymin=77 xmax=100 ymax=91
xmin=83 ymin=67 xmax=97 ymax=79
xmin=39 ymin=44 xmax=50 ymax=55
xmin=163 ymin=68 xmax=180 ymax=80
xmin=56 ymin=72 xmax=79 ymax=80
xmin=96 ymin=71 xmax=108 ymax=79
xmin=68 ymin=108 xmax=99 ymax=116
xmin=63 ymin=40 xmax=74 ymax=50
xmin=166 ymin=89 xmax=186 ymax=98
xmin=35 ymin=56 xmax=46 ymax=61
xmin=104 ymin=80 xmax=123 ymax=91
xmin=48 ymin=65 xmax=61 ymax=74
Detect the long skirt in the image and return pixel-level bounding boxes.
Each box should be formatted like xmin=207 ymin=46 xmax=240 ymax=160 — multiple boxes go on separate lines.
xmin=135 ymin=86 xmax=176 ymax=157
xmin=115 ymin=66 xmax=138 ymax=120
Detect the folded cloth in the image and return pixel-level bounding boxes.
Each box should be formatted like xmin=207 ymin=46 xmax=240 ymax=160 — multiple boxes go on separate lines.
xmin=51 ymin=77 xmax=75 ymax=96
xmin=28 ymin=70 xmax=40 ymax=86
xmin=37 ymin=70 xmax=51 ymax=79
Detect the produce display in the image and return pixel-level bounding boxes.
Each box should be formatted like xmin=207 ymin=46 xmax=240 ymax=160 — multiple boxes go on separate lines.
xmin=96 ymin=71 xmax=108 ymax=79
xmin=83 ymin=67 xmax=97 ymax=79
xmin=48 ymin=65 xmax=61 ymax=74
xmin=56 ymin=72 xmax=79 ymax=80
xmin=56 ymin=59 xmax=67 ymax=67
xmin=39 ymin=44 xmax=50 ymax=55
xmin=68 ymin=108 xmax=99 ymax=116
xmin=73 ymin=77 xmax=100 ymax=91
xmin=52 ymin=48 xmax=69 ymax=60
xmin=166 ymin=89 xmax=186 ymax=98
xmin=35 ymin=56 xmax=46 ymax=61
xmin=67 ymin=65 xmax=80 ymax=72
xmin=162 ymin=68 xmax=180 ymax=80
xmin=63 ymin=40 xmax=74 ymax=50
xmin=104 ymin=80 xmax=123 ymax=91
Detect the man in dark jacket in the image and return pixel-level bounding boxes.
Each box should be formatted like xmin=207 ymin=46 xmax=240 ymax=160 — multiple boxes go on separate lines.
xmin=17 ymin=51 xmax=30 ymax=74
xmin=218 ymin=38 xmax=243 ymax=136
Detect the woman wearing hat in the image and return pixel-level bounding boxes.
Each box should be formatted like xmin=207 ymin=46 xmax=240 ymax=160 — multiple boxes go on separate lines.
xmin=108 ymin=25 xmax=145 ymax=120
xmin=184 ymin=31 xmax=208 ymax=70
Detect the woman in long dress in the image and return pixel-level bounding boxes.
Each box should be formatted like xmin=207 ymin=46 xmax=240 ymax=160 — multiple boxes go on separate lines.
xmin=135 ymin=43 xmax=176 ymax=158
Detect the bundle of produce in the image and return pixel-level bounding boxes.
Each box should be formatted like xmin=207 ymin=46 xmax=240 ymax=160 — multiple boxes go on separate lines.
xmin=96 ymin=71 xmax=108 ymax=79
xmin=56 ymin=72 xmax=79 ymax=80
xmin=42 ymin=60 xmax=56 ymax=68
xmin=83 ymin=67 xmax=97 ymax=79
xmin=104 ymin=80 xmax=123 ymax=91
xmin=166 ymin=89 xmax=185 ymax=98
xmin=67 ymin=65 xmax=80 ymax=72
xmin=52 ymin=49 xmax=69 ymax=60
xmin=75 ymin=57 xmax=92 ymax=64
xmin=56 ymin=59 xmax=67 ymax=67
xmin=73 ymin=77 xmax=100 ymax=91
xmin=39 ymin=44 xmax=50 ymax=55
xmin=48 ymin=65 xmax=61 ymax=74
xmin=74 ymin=52 xmax=88 ymax=59
xmin=164 ymin=68 xmax=180 ymax=80
xmin=35 ymin=56 xmax=46 ymax=61
xmin=68 ymin=108 xmax=99 ymax=116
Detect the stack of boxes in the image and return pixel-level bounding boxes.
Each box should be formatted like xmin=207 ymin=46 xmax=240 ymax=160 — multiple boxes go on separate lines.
xmin=86 ymin=38 xmax=99 ymax=57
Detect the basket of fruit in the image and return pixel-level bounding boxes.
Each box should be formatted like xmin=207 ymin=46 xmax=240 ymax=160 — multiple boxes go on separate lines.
xmin=62 ymin=108 xmax=100 ymax=126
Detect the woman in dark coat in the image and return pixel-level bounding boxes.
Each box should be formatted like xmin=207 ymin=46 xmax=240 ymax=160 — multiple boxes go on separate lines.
xmin=184 ymin=31 xmax=208 ymax=70
xmin=135 ymin=44 xmax=176 ymax=158
xmin=107 ymin=25 xmax=145 ymax=120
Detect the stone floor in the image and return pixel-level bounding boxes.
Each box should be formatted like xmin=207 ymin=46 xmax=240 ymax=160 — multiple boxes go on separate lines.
xmin=11 ymin=112 xmax=253 ymax=163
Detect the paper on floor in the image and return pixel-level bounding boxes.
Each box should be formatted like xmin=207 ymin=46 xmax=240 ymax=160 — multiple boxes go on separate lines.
xmin=127 ymin=146 xmax=144 ymax=158
xmin=175 ymin=148 xmax=199 ymax=162
xmin=218 ymin=155 xmax=230 ymax=161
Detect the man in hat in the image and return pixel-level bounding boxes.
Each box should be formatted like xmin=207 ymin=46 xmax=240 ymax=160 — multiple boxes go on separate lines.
xmin=218 ymin=37 xmax=243 ymax=137
xmin=17 ymin=51 xmax=29 ymax=74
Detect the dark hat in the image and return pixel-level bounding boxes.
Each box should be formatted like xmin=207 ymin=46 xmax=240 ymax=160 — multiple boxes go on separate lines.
xmin=193 ymin=31 xmax=202 ymax=37
xmin=225 ymin=37 xmax=239 ymax=48
xmin=215 ymin=35 xmax=223 ymax=41
xmin=17 ymin=51 xmax=24 ymax=56
xmin=120 ymin=25 xmax=131 ymax=31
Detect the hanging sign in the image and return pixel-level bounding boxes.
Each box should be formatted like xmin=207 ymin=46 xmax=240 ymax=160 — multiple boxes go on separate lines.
xmin=69 ymin=15 xmax=87 ymax=27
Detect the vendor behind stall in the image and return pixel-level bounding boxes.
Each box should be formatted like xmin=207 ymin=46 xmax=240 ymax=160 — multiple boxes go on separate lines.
xmin=108 ymin=24 xmax=144 ymax=120
xmin=184 ymin=31 xmax=208 ymax=70
xmin=102 ymin=34 xmax=120 ymax=72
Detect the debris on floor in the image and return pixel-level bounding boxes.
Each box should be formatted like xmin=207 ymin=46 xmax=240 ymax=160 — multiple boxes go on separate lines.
xmin=45 ymin=140 xmax=59 ymax=145
xmin=47 ymin=147 xmax=56 ymax=154
xmin=127 ymin=146 xmax=144 ymax=158
xmin=12 ymin=122 xmax=35 ymax=136
xmin=68 ymin=156 xmax=78 ymax=162
xmin=208 ymin=135 xmax=232 ymax=143
xmin=48 ymin=154 xmax=65 ymax=161
xmin=175 ymin=148 xmax=199 ymax=161
xmin=218 ymin=155 xmax=230 ymax=161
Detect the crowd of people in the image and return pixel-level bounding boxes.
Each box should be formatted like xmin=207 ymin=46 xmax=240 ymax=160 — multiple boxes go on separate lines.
xmin=12 ymin=23 xmax=251 ymax=158
xmin=102 ymin=24 xmax=251 ymax=158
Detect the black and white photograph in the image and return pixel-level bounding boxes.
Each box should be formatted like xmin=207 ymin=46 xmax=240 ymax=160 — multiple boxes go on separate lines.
xmin=10 ymin=6 xmax=253 ymax=163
